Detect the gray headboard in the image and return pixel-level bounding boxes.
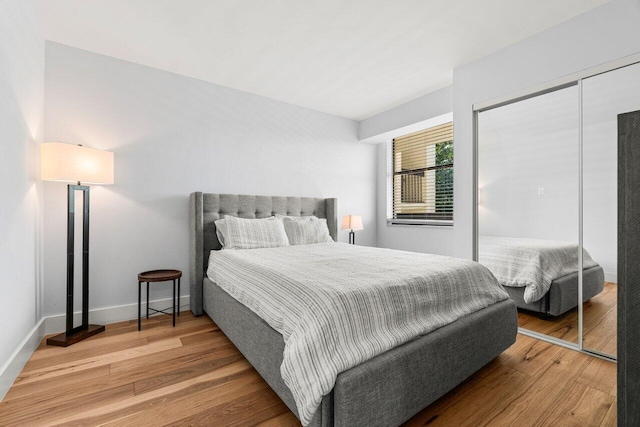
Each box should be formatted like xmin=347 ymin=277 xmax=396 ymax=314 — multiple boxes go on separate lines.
xmin=189 ymin=192 xmax=338 ymax=316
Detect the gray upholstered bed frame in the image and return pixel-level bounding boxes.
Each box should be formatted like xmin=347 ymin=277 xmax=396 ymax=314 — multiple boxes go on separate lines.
xmin=190 ymin=192 xmax=518 ymax=427
xmin=504 ymin=266 xmax=605 ymax=317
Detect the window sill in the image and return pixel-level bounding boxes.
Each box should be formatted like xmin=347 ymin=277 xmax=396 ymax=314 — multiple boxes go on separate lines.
xmin=387 ymin=219 xmax=453 ymax=228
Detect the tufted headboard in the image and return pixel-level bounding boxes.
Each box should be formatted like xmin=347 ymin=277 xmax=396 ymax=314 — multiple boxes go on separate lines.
xmin=189 ymin=192 xmax=337 ymax=316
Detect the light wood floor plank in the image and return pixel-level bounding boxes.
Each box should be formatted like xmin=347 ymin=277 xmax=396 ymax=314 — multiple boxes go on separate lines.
xmin=602 ymin=335 xmax=617 ymax=355
xmin=85 ymin=369 xmax=268 ymax=427
xmin=582 ymin=306 xmax=617 ymax=352
xmin=458 ymin=347 xmax=594 ymax=426
xmin=48 ymin=360 xmax=254 ymax=426
xmin=27 ymin=313 xmax=202 ymax=362
xmin=256 ymin=412 xmax=302 ymax=427
xmin=404 ymin=361 xmax=530 ymax=426
xmin=498 ymin=332 xmax=564 ymax=377
xmin=22 ymin=337 xmax=150 ymax=371
xmin=15 ymin=338 xmax=183 ymax=386
xmin=165 ymin=388 xmax=289 ymax=427
xmin=536 ymin=382 xmax=614 ymax=427
xmin=2 ymin=364 xmax=112 ymax=402
xmin=577 ymin=357 xmax=618 ymax=396
xmin=108 ymin=334 xmax=233 ymax=375
xmin=0 ymin=382 xmax=134 ymax=426
xmin=600 ymin=397 xmax=617 ymax=426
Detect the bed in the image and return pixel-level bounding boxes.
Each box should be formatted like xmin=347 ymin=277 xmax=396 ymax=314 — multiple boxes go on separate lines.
xmin=479 ymin=236 xmax=605 ymax=317
xmin=190 ymin=192 xmax=518 ymax=427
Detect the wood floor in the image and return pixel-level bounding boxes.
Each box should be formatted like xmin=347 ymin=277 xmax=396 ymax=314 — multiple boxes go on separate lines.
xmin=517 ymin=282 xmax=617 ymax=355
xmin=0 ymin=310 xmax=616 ymax=426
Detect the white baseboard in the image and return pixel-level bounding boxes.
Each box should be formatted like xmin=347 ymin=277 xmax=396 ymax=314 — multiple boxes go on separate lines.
xmin=0 ymin=295 xmax=190 ymax=402
xmin=0 ymin=318 xmax=47 ymax=401
xmin=604 ymin=272 xmax=617 ymax=284
xmin=45 ymin=296 xmax=191 ymax=334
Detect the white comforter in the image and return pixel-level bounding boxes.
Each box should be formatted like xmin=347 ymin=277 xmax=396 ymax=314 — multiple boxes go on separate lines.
xmin=479 ymin=236 xmax=598 ymax=304
xmin=207 ymin=242 xmax=509 ymax=425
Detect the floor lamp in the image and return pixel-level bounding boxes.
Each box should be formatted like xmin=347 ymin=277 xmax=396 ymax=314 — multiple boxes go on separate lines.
xmin=41 ymin=142 xmax=114 ymax=347
xmin=341 ymin=215 xmax=363 ymax=245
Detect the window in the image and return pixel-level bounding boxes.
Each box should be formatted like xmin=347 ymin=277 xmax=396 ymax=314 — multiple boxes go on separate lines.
xmin=390 ymin=122 xmax=453 ymax=225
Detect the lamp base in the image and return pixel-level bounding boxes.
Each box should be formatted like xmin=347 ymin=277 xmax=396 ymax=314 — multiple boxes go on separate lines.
xmin=46 ymin=324 xmax=105 ymax=347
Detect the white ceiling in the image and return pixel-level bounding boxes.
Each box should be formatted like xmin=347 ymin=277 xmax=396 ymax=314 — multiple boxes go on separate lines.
xmin=40 ymin=0 xmax=610 ymax=120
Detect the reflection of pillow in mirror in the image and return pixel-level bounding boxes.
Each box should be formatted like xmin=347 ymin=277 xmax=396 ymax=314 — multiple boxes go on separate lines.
xmin=278 ymin=215 xmax=334 ymax=245
xmin=222 ymin=216 xmax=290 ymax=249
xmin=214 ymin=218 xmax=227 ymax=247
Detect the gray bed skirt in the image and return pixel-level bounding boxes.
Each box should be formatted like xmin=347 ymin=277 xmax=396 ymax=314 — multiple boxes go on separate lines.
xmin=204 ymin=276 xmax=517 ymax=427
xmin=504 ymin=265 xmax=605 ymax=317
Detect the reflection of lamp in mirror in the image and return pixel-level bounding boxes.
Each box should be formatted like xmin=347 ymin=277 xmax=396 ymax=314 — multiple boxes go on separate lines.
xmin=341 ymin=215 xmax=363 ymax=245
xmin=41 ymin=142 xmax=114 ymax=346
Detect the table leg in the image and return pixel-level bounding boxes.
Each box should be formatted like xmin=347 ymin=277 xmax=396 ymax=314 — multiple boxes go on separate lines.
xmin=138 ymin=281 xmax=141 ymax=331
xmin=177 ymin=277 xmax=181 ymax=316
xmin=146 ymin=282 xmax=149 ymax=319
xmin=172 ymin=279 xmax=176 ymax=327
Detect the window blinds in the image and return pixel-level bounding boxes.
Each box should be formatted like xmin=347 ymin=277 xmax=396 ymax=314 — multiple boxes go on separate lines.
xmin=392 ymin=122 xmax=454 ymax=222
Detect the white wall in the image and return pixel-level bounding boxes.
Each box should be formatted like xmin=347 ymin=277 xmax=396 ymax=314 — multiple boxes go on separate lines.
xmin=478 ymin=86 xmax=580 ymax=243
xmin=453 ymin=0 xmax=640 ymax=259
xmin=359 ymin=86 xmax=453 ymax=143
xmin=43 ymin=42 xmax=377 ymax=318
xmin=0 ymin=0 xmax=44 ymax=391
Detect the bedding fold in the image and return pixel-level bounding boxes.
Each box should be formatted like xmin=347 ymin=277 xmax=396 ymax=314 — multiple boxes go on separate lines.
xmin=207 ymin=242 xmax=508 ymax=425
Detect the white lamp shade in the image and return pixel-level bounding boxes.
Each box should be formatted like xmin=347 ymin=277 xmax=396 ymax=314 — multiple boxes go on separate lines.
xmin=341 ymin=215 xmax=363 ymax=231
xmin=41 ymin=142 xmax=114 ymax=185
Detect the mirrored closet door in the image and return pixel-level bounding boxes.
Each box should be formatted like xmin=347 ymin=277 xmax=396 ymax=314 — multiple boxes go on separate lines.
xmin=477 ymin=85 xmax=580 ymax=345
xmin=475 ymin=58 xmax=640 ymax=359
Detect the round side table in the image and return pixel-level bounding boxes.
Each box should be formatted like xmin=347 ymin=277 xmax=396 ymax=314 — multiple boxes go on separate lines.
xmin=138 ymin=269 xmax=182 ymax=331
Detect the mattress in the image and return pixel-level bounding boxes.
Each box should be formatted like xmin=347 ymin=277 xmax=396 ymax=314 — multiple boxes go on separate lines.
xmin=479 ymin=236 xmax=599 ymax=303
xmin=206 ymin=242 xmax=509 ymax=425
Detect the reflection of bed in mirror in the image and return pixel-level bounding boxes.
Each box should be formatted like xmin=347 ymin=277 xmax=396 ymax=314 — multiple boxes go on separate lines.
xmin=479 ymin=236 xmax=604 ymax=317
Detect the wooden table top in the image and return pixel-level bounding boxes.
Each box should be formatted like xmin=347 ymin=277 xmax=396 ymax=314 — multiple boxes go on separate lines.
xmin=138 ymin=269 xmax=182 ymax=282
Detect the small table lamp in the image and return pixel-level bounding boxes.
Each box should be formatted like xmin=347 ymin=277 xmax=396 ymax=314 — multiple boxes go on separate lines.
xmin=41 ymin=142 xmax=114 ymax=346
xmin=341 ymin=215 xmax=363 ymax=245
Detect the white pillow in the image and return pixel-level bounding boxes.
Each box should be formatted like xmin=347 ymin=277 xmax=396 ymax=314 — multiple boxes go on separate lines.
xmin=221 ymin=216 xmax=290 ymax=249
xmin=278 ymin=215 xmax=334 ymax=245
